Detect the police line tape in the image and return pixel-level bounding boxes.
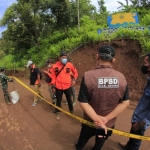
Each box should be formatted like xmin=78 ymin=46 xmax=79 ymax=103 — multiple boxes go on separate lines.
xmin=11 ymin=76 xmax=150 ymax=141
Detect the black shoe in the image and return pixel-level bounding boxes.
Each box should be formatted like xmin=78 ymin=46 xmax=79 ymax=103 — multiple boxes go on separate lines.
xmin=53 ymin=109 xmax=59 ymax=113
xmin=70 ymin=110 xmax=74 ymax=114
xmin=75 ymin=144 xmax=82 ymax=150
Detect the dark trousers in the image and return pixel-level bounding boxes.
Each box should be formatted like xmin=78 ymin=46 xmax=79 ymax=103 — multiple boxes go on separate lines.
xmin=75 ymin=124 xmax=110 ymax=150
xmin=126 ymin=126 xmax=145 ymax=150
xmin=2 ymin=88 xmax=11 ymax=103
xmin=55 ymin=87 xmax=73 ymax=112
xmin=71 ymin=86 xmax=76 ymax=96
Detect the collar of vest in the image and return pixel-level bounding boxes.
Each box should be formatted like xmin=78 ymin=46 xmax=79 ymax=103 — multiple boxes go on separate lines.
xmin=95 ymin=65 xmax=112 ymax=69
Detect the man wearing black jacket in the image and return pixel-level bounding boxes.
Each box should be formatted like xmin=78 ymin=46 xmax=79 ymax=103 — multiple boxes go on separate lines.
xmin=27 ymin=60 xmax=43 ymax=106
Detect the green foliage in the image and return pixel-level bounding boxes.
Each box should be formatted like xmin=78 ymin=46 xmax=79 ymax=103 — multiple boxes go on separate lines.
xmin=139 ymin=0 xmax=150 ymax=6
xmin=1 ymin=0 xmax=150 ymax=69
xmin=141 ymin=14 xmax=150 ymax=26
xmin=0 ymin=55 xmax=14 ymax=69
xmin=140 ymin=39 xmax=150 ymax=53
xmin=98 ymin=0 xmax=107 ymax=14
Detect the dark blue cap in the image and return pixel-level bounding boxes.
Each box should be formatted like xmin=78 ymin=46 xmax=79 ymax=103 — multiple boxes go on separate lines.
xmin=60 ymin=51 xmax=67 ymax=57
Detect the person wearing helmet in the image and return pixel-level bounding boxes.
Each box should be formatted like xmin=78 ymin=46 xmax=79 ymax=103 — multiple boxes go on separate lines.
xmin=26 ymin=60 xmax=43 ymax=106
xmin=0 ymin=67 xmax=13 ymax=104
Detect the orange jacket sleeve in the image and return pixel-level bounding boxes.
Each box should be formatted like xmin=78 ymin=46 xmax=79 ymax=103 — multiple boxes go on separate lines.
xmin=47 ymin=68 xmax=53 ymax=78
xmin=50 ymin=65 xmax=56 ymax=85
xmin=70 ymin=63 xmax=78 ymax=80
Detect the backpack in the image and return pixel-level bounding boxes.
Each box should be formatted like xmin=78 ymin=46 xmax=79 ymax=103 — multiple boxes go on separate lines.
xmin=45 ymin=68 xmax=52 ymax=83
xmin=45 ymin=75 xmax=51 ymax=83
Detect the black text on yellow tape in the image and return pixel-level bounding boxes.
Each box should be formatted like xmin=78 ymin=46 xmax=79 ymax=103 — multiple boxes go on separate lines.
xmin=11 ymin=76 xmax=150 ymax=141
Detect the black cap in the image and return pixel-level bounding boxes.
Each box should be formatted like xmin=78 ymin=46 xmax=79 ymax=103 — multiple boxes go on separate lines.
xmin=98 ymin=45 xmax=115 ymax=59
xmin=45 ymin=59 xmax=53 ymax=66
xmin=60 ymin=51 xmax=67 ymax=57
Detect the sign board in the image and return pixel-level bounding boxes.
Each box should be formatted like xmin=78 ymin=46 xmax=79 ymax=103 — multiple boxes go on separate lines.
xmin=107 ymin=12 xmax=139 ymax=28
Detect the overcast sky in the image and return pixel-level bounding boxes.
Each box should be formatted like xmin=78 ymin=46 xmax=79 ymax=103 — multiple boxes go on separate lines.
xmin=0 ymin=0 xmax=126 ymax=35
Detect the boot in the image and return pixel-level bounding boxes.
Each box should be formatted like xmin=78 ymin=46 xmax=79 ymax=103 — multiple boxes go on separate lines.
xmin=119 ymin=142 xmax=127 ymax=149
xmin=55 ymin=112 xmax=60 ymax=121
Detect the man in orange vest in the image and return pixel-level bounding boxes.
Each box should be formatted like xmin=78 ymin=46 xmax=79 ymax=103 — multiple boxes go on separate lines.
xmin=26 ymin=60 xmax=43 ymax=106
xmin=51 ymin=52 xmax=78 ymax=120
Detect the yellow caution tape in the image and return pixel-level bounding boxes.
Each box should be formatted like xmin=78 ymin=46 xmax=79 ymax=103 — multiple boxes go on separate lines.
xmin=11 ymin=76 xmax=150 ymax=141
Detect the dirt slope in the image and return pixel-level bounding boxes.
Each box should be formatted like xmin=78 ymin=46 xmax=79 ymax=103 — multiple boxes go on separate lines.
xmin=70 ymin=39 xmax=146 ymax=101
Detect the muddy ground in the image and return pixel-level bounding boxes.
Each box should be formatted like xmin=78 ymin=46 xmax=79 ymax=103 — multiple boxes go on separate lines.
xmin=0 ymin=39 xmax=150 ymax=150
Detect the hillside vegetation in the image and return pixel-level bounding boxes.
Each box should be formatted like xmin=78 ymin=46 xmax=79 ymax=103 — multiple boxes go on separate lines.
xmin=0 ymin=0 xmax=150 ymax=69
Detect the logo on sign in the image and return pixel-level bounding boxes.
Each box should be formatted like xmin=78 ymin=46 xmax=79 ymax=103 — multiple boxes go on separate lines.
xmin=98 ymin=77 xmax=119 ymax=88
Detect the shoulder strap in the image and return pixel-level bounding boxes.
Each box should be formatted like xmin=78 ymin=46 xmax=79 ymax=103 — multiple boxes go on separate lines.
xmin=56 ymin=65 xmax=65 ymax=77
